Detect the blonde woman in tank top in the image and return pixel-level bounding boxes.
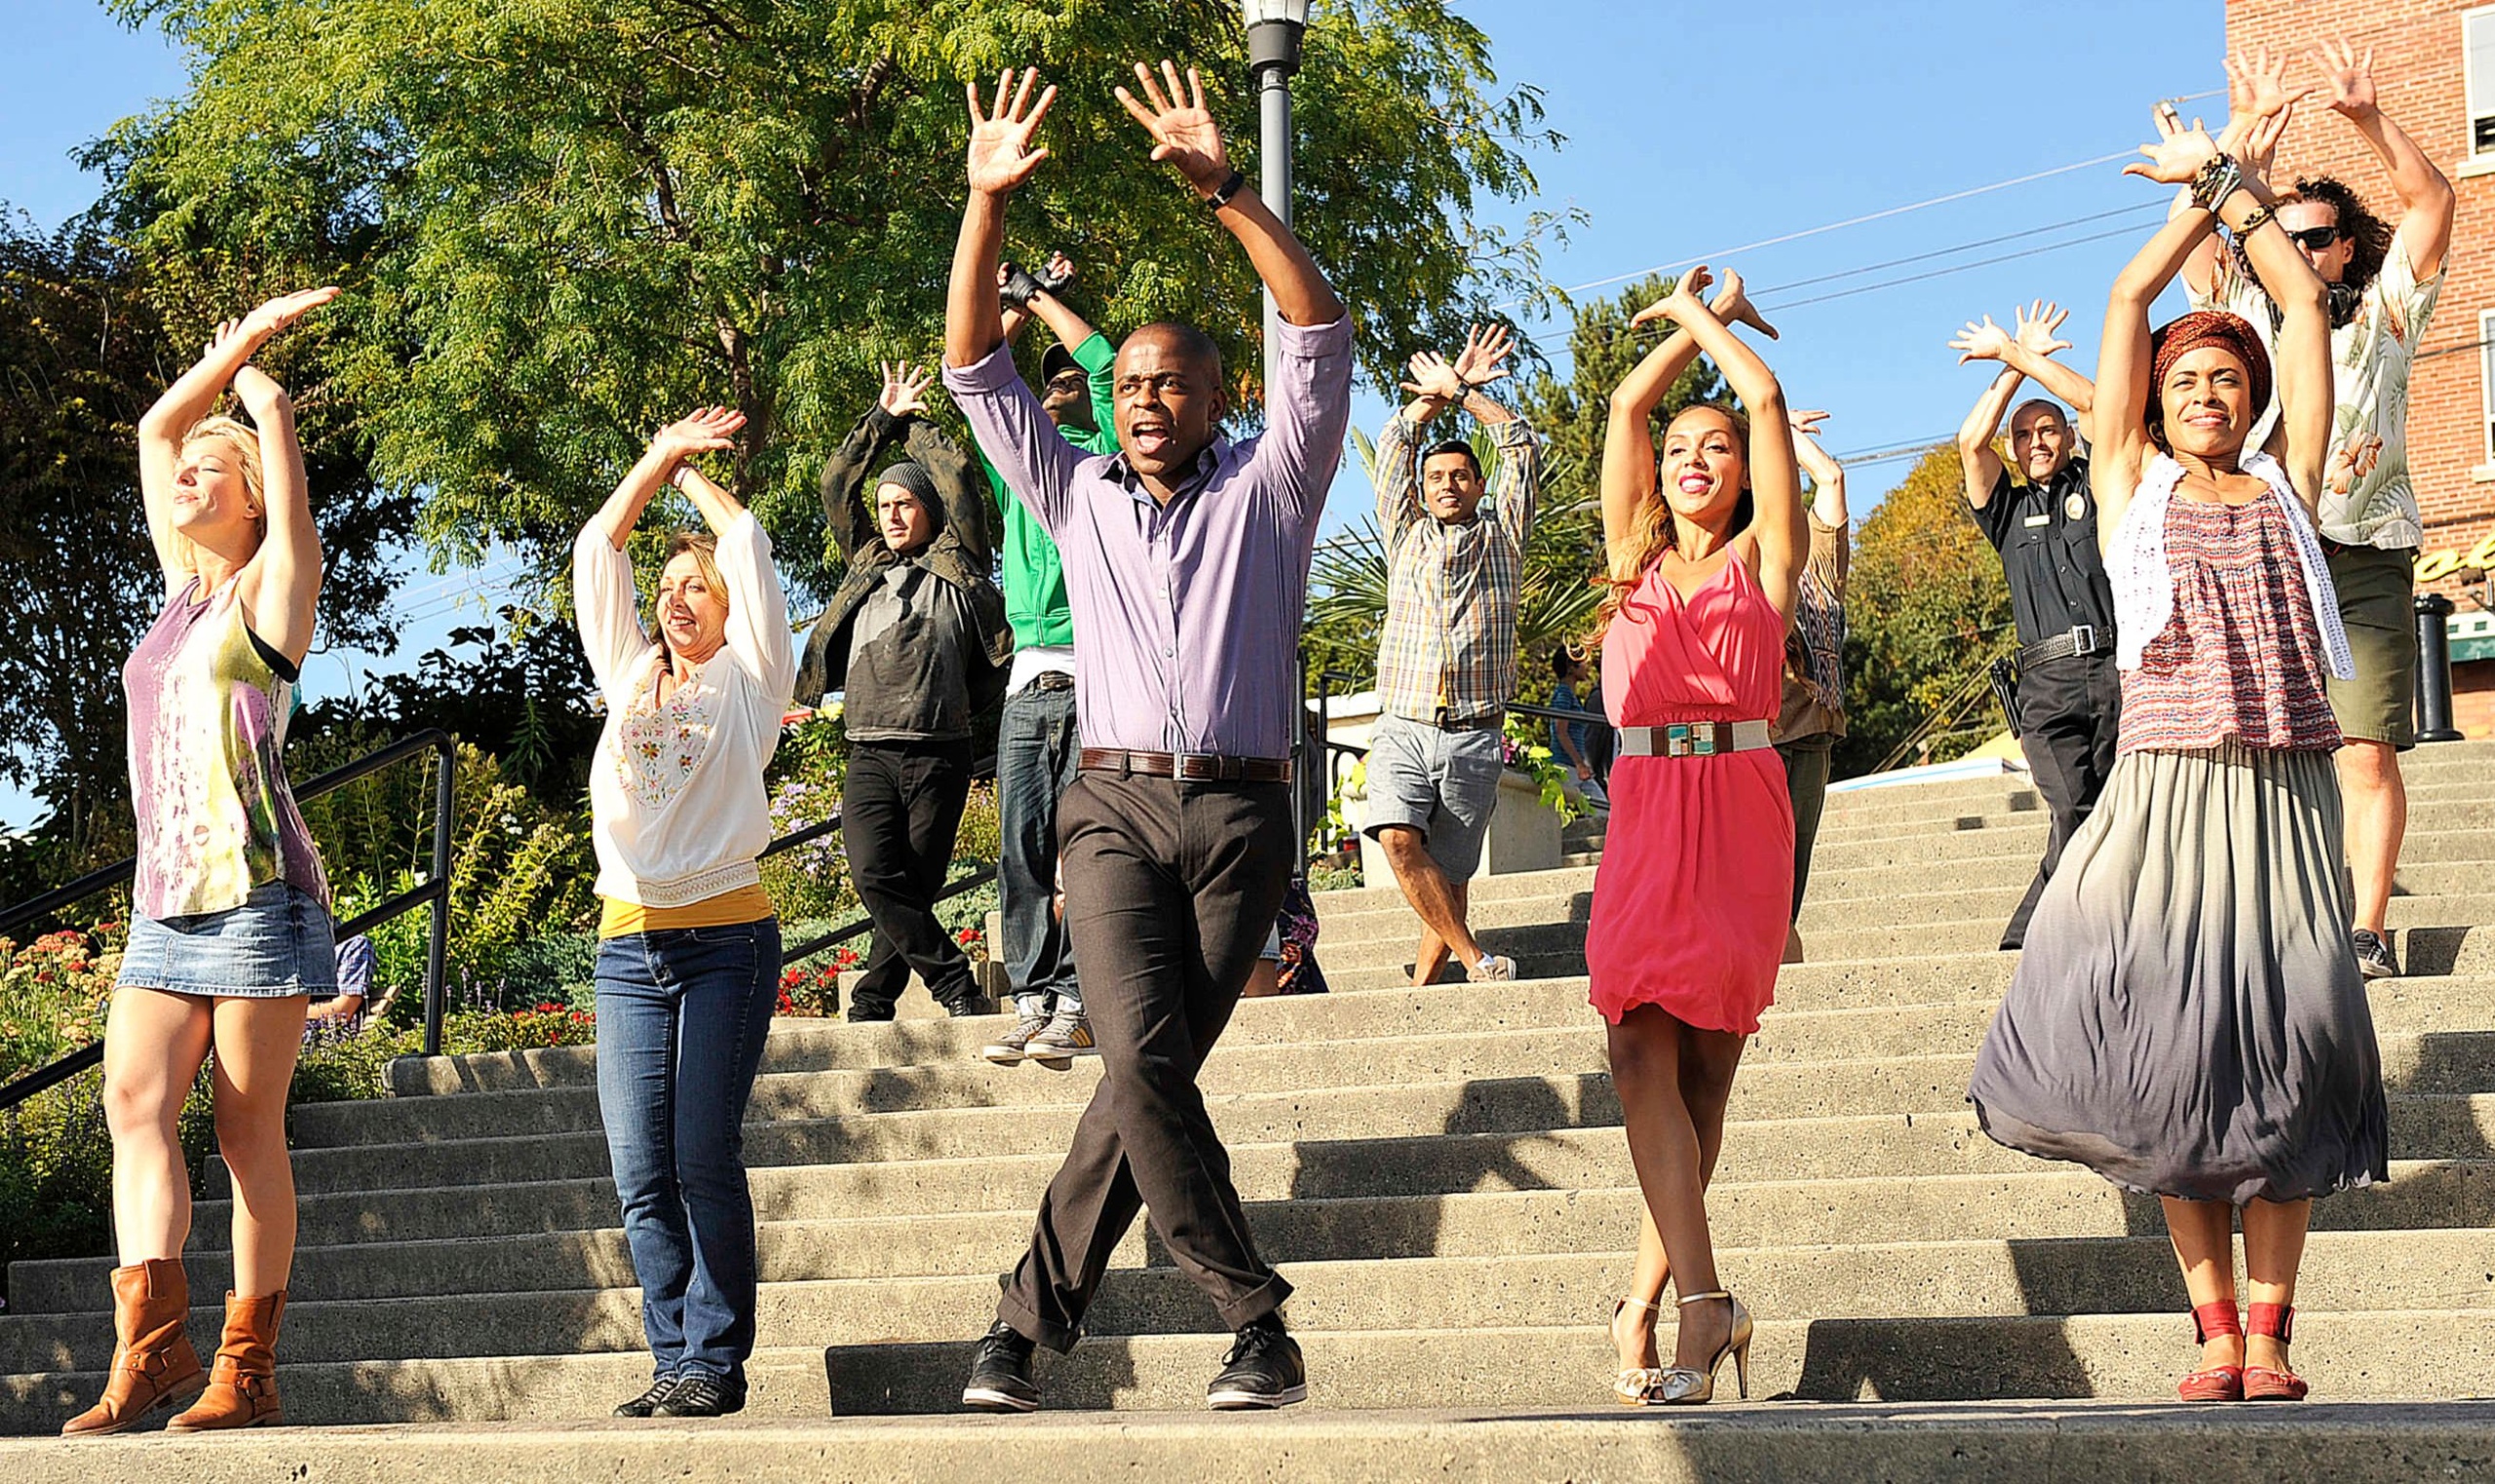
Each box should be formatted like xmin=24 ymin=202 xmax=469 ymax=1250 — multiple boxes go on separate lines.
xmin=64 ymin=287 xmax=340 ymax=1436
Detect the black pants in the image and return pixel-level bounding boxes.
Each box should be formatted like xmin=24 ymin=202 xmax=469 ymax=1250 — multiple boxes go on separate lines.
xmin=2001 ymin=653 xmax=2124 ymax=950
xmin=841 ymin=738 xmax=978 ymax=1015
xmin=997 ymin=772 xmax=1296 ymax=1351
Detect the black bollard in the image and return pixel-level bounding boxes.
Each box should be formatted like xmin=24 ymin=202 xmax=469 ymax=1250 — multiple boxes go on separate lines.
xmin=2413 ymin=591 xmax=2466 ymax=742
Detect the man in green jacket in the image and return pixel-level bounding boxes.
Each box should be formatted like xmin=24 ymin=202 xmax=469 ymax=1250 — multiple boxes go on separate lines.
xmin=979 ymin=252 xmax=1118 ymax=1067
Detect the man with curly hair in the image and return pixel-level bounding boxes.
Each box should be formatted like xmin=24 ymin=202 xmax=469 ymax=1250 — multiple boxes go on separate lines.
xmin=2184 ymin=41 xmax=2455 ymax=980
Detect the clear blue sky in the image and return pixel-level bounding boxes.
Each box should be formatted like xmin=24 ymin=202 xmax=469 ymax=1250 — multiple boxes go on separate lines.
xmin=0 ymin=0 xmax=2223 ymax=828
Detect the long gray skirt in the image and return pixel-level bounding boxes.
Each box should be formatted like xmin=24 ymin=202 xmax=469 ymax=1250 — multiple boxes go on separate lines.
xmin=1968 ymin=742 xmax=2387 ymax=1205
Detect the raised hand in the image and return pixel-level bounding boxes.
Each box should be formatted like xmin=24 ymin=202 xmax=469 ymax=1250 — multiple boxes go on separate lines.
xmin=1044 ymin=250 xmax=1077 ymax=285
xmin=1787 ymin=408 xmax=1830 ymax=440
xmin=2308 ymin=37 xmax=2377 ymax=118
xmin=1709 ymin=267 xmax=1781 ymax=341
xmin=2013 ymin=300 xmax=2072 ymax=359
xmin=1631 ymin=264 xmax=1716 ymax=329
xmin=1449 ymin=323 xmax=1516 ymax=389
xmin=650 ymin=405 xmax=746 ymax=466
xmin=1116 ymin=59 xmax=1229 ymax=195
xmin=2125 ymin=105 xmax=2221 ymax=186
xmin=1399 ymin=350 xmax=1467 ymax=402
xmin=1949 ymin=314 xmax=2015 ymax=365
xmin=965 ymin=67 xmax=1056 ymax=197
xmin=878 ymin=361 xmax=935 ymax=419
xmin=239 ymin=285 xmax=340 ymax=343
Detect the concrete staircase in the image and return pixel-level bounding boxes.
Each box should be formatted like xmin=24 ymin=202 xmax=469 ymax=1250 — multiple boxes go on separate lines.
xmin=12 ymin=744 xmax=2495 ymax=1475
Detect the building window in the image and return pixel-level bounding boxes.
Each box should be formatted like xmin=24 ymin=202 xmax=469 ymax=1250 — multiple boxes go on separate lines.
xmin=2473 ymin=8 xmax=2495 ymax=154
xmin=2482 ymin=310 xmax=2495 ymax=463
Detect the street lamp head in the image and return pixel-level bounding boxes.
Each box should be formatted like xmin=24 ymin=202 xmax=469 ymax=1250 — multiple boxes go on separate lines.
xmin=1245 ymin=0 xmax=1310 ymax=76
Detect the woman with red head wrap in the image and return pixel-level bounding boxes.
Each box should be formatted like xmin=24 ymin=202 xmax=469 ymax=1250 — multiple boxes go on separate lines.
xmin=1969 ymin=101 xmax=2384 ymax=1405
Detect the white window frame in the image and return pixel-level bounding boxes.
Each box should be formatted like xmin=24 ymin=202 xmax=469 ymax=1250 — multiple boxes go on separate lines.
xmin=2481 ymin=309 xmax=2495 ymax=465
xmin=2468 ymin=6 xmax=2495 ymax=157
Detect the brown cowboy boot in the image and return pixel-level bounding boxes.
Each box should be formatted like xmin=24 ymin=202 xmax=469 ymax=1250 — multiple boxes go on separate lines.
xmin=166 ymin=1290 xmax=285 ymax=1430
xmin=59 ymin=1258 xmax=206 ymax=1436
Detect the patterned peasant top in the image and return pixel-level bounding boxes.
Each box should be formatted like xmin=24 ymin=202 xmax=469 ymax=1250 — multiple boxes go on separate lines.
xmin=123 ymin=578 xmax=329 ymax=920
xmin=2118 ymin=492 xmax=2342 ymax=755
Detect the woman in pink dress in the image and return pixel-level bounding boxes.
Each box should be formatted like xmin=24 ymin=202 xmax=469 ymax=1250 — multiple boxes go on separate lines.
xmin=1588 ymin=264 xmax=1806 ymax=1405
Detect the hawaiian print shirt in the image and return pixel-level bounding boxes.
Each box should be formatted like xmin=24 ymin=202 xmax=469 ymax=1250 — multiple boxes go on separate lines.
xmin=2193 ymin=230 xmax=2442 ymax=551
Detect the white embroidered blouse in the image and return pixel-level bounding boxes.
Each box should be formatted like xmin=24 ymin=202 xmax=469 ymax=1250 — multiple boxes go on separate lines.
xmin=573 ymin=512 xmax=798 ymax=907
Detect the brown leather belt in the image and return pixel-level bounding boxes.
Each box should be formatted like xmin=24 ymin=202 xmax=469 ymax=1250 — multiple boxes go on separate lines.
xmin=1079 ymin=747 xmax=1293 ymax=783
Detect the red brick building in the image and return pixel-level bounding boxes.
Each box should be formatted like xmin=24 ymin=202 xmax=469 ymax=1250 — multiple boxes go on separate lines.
xmin=2223 ymin=1 xmax=2495 ymax=732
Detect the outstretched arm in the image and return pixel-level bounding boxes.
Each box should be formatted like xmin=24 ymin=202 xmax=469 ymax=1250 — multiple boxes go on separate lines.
xmin=1790 ymin=410 xmax=1847 ymax=529
xmin=1638 ymin=266 xmax=1802 ymax=618
xmin=2184 ymin=50 xmax=2306 ymax=298
xmin=137 ymin=287 xmax=338 ymax=595
xmin=2312 ymin=38 xmax=2455 ymax=279
xmin=945 ymin=69 xmax=1056 ymax=370
xmin=1952 ymin=360 xmax=2021 ymax=510
xmin=1116 ymin=60 xmax=1343 ymax=326
xmin=229 ymin=364 xmax=322 ymax=666
xmin=819 ymin=366 xmax=924 ymax=560
xmin=1600 ymin=269 xmax=1777 ymax=551
xmin=593 ymin=406 xmax=745 ymax=552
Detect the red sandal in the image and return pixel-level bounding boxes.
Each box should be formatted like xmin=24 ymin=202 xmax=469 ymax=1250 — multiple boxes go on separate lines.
xmin=2242 ymin=1302 xmax=2308 ymax=1401
xmin=2177 ymin=1299 xmax=2245 ymax=1401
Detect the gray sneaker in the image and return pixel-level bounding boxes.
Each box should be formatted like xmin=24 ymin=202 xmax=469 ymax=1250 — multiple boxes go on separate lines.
xmin=1025 ymin=1009 xmax=1096 ymax=1065
xmin=981 ymin=1014 xmax=1050 ymax=1065
xmin=2352 ymin=928 xmax=2400 ymax=980
xmin=1470 ymin=954 xmax=1517 ymax=982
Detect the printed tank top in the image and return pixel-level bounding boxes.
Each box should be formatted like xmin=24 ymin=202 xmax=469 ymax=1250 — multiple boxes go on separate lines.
xmin=123 ymin=578 xmax=329 ymax=919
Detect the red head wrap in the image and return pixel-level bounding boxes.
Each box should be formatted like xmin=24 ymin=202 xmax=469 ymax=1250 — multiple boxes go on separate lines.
xmin=2147 ymin=310 xmax=2273 ymax=436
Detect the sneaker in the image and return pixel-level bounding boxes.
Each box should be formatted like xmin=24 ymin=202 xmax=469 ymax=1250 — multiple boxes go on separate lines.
xmin=2353 ymin=928 xmax=2401 ymax=980
xmin=1470 ymin=954 xmax=1516 ymax=982
xmin=983 ymin=1014 xmax=1050 ymax=1065
xmin=1025 ymin=1009 xmax=1095 ymax=1065
xmin=1207 ymin=1315 xmax=1306 ymax=1410
xmin=651 ymin=1372 xmax=745 ymax=1418
xmin=962 ymin=1321 xmax=1041 ymax=1413
xmin=611 ymin=1374 xmax=679 ymax=1417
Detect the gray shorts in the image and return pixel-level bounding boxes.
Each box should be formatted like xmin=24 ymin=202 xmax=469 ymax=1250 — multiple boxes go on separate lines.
xmin=1362 ymin=711 xmax=1505 ymax=879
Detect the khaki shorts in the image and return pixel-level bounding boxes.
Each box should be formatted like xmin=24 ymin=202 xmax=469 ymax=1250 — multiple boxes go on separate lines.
xmin=2323 ymin=543 xmax=2418 ymax=750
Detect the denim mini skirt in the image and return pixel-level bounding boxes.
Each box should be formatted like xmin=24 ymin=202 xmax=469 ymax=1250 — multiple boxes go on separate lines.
xmin=117 ymin=880 xmax=336 ymax=999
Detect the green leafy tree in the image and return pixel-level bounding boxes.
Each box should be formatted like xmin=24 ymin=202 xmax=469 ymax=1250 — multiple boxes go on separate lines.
xmin=0 ymin=209 xmax=407 ymax=862
xmin=1836 ymin=444 xmax=2016 ymax=776
xmin=96 ymin=0 xmax=1561 ymax=596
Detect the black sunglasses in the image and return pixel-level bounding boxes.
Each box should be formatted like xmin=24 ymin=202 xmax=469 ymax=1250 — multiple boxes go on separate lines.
xmin=2284 ymin=224 xmax=2341 ymax=251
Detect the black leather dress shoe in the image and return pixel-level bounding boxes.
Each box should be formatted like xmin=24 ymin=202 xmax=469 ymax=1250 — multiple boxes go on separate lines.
xmin=1207 ymin=1316 xmax=1306 ymax=1409
xmin=962 ymin=1321 xmax=1041 ymax=1412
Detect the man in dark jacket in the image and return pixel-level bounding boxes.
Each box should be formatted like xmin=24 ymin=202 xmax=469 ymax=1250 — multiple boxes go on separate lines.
xmin=798 ymin=362 xmax=1013 ymax=1019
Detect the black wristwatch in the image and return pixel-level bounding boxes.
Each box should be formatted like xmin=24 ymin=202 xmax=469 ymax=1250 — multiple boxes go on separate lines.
xmin=1206 ymin=169 xmax=1248 ymax=210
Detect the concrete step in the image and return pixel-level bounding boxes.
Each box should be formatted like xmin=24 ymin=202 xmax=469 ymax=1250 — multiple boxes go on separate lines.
xmin=16 ymin=1223 xmax=2495 ymax=1377
xmin=26 ymin=1162 xmax=2495 ymax=1322
xmin=8 ymin=1403 xmax=2495 ymax=1484
xmin=290 ymin=1017 xmax=2495 ymax=1155
xmin=1807 ymin=852 xmax=2495 ymax=907
xmin=1808 ymin=905 xmax=2495 ymax=969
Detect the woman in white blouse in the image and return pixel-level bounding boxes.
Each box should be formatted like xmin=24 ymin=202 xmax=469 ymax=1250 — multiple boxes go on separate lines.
xmin=571 ymin=406 xmax=797 ymax=1420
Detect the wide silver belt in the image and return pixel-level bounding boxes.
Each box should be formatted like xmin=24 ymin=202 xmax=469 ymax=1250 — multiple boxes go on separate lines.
xmin=1616 ymin=720 xmax=1775 ymax=758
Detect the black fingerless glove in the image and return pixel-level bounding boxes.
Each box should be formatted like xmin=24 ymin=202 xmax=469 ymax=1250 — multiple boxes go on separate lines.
xmin=1000 ymin=261 xmax=1046 ymax=311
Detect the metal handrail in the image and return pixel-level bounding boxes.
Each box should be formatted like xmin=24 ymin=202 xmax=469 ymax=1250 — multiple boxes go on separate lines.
xmin=0 ymin=729 xmax=457 ymax=1111
xmin=766 ymin=753 xmax=1000 ymax=978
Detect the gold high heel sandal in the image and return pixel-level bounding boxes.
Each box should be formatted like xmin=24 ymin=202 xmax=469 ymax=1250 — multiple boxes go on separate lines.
xmin=1646 ymin=1290 xmax=1753 ymax=1405
xmin=1609 ymin=1296 xmax=1664 ymax=1405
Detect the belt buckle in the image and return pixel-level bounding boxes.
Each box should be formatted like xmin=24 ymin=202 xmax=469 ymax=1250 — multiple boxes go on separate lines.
xmin=2070 ymin=624 xmax=2097 ymax=656
xmin=1692 ymin=723 xmax=1718 ymax=757
xmin=1665 ymin=723 xmax=1691 ymax=758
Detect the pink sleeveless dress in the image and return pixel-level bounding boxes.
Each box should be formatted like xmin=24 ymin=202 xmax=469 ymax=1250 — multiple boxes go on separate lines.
xmin=1587 ymin=554 xmax=1793 ymax=1034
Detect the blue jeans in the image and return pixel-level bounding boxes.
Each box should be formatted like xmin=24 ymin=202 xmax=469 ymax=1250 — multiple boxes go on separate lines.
xmin=594 ymin=918 xmax=781 ymax=1387
xmin=997 ymin=680 xmax=1082 ymax=1015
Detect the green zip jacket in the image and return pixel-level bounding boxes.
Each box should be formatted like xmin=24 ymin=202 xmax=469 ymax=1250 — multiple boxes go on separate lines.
xmin=977 ymin=331 xmax=1118 ymax=651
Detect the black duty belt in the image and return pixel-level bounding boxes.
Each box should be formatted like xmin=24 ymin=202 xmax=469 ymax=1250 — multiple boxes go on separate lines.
xmin=1430 ymin=706 xmax=1505 ymax=733
xmin=2015 ymin=625 xmax=2108 ymax=669
xmin=1078 ymin=748 xmax=1293 ymax=783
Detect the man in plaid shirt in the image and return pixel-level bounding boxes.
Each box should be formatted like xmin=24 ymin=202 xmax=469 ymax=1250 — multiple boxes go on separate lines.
xmin=1363 ymin=323 xmax=1541 ymax=986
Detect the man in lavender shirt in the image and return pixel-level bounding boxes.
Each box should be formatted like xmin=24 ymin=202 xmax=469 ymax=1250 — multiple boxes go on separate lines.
xmin=941 ymin=62 xmax=1351 ymax=1415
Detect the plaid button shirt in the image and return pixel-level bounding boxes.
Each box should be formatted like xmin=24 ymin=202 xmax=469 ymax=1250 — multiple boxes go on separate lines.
xmin=1372 ymin=413 xmax=1540 ymax=723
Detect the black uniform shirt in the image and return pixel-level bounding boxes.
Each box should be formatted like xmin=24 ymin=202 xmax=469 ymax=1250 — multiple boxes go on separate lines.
xmin=1971 ymin=456 xmax=2117 ymax=648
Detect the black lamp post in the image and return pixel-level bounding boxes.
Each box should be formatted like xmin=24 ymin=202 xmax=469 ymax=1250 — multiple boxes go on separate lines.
xmin=1246 ymin=1 xmax=1310 ymax=386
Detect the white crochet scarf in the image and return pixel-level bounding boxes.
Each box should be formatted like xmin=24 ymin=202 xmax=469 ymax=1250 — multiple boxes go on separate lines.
xmin=2106 ymin=451 xmax=2354 ymax=681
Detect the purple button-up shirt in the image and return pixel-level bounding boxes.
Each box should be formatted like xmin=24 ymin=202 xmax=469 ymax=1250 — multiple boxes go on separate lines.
xmin=944 ymin=316 xmax=1354 ymax=758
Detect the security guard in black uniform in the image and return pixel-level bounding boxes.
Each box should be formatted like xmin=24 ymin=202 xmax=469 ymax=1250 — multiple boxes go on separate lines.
xmin=1949 ymin=303 xmax=2117 ymax=951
